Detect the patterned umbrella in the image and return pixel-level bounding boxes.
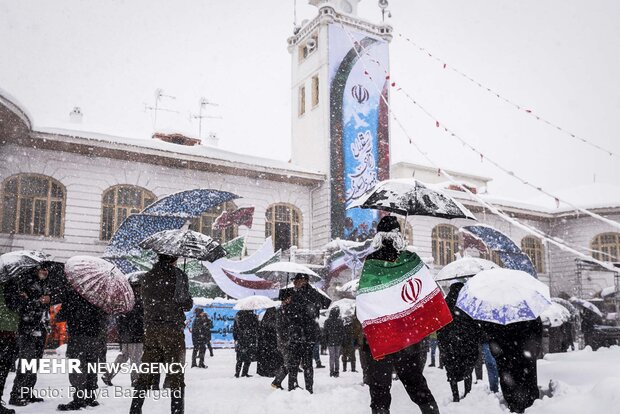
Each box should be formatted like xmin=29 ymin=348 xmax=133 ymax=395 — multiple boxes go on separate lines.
xmin=65 ymin=256 xmax=135 ymax=314
xmin=347 ymin=178 xmax=476 ymax=220
xmin=0 ymin=250 xmax=54 ymax=283
xmin=142 ymin=188 xmax=239 ymax=217
xmin=456 ymin=268 xmax=552 ymax=325
xmin=139 ymin=229 xmax=227 ymax=262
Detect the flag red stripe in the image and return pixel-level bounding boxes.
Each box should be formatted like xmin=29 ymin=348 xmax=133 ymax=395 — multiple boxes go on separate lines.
xmin=363 ymin=292 xmax=452 ymax=360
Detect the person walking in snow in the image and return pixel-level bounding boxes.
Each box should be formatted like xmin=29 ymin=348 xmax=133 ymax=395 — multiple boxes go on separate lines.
xmin=191 ymin=308 xmax=212 ymax=368
xmin=257 ymin=307 xmax=282 ymax=377
xmin=437 ymin=282 xmax=481 ymax=402
xmin=271 ymin=290 xmax=293 ymax=389
xmin=233 ymin=310 xmax=259 ymax=377
xmin=324 ymin=306 xmax=345 ymax=377
xmin=341 ymin=319 xmax=358 ymax=373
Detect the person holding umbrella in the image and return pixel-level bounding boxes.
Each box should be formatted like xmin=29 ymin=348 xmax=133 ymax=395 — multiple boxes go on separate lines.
xmin=456 ymin=268 xmax=550 ymax=413
xmin=232 ymin=310 xmax=259 ymax=377
xmin=6 ymin=262 xmax=53 ymax=407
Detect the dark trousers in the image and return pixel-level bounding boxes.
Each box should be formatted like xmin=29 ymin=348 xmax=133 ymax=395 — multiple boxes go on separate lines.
xmin=342 ymin=346 xmax=356 ymax=371
xmin=192 ymin=345 xmax=206 ymax=366
xmin=363 ymin=344 xmax=437 ymax=413
xmin=0 ymin=333 xmax=17 ymax=401
xmin=67 ymin=335 xmax=105 ymax=400
xmin=135 ymin=326 xmax=185 ymax=390
xmin=272 ymin=348 xmax=290 ymax=387
xmin=287 ymin=342 xmax=314 ymax=392
xmin=10 ymin=333 xmax=45 ymax=399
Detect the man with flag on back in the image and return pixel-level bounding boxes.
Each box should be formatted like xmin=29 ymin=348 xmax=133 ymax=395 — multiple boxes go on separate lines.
xmin=356 ymin=216 xmax=452 ymax=414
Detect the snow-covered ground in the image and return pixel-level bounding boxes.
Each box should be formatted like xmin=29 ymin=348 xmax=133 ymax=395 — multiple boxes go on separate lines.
xmin=5 ymin=346 xmax=620 ymax=413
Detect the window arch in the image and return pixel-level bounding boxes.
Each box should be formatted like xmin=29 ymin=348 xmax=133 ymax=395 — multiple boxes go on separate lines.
xmin=0 ymin=174 xmax=66 ymax=237
xmin=432 ymin=224 xmax=460 ymax=266
xmin=591 ymin=232 xmax=620 ymax=262
xmin=189 ymin=201 xmax=239 ymax=243
xmin=265 ymin=204 xmax=302 ymax=251
xmin=100 ymin=185 xmax=156 ymax=241
xmin=521 ymin=236 xmax=545 ymax=273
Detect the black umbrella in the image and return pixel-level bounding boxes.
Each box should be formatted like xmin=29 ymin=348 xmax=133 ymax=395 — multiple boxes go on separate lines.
xmin=347 ymin=178 xmax=476 ymax=220
xmin=139 ymin=229 xmax=227 ymax=263
xmin=0 ymin=250 xmax=54 ymax=284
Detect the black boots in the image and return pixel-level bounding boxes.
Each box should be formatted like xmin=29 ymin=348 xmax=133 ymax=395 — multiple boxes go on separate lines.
xmin=171 ymin=388 xmax=184 ymax=414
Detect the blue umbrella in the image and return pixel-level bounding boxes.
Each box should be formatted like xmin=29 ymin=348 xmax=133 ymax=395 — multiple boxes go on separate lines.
xmin=104 ymin=214 xmax=187 ymax=257
xmin=142 ymin=189 xmax=239 ymax=217
xmin=461 ymin=225 xmax=537 ymax=277
xmin=457 ymin=268 xmax=551 ymax=325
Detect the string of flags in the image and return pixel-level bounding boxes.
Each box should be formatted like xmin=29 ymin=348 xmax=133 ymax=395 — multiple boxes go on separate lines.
xmin=357 ymin=33 xmax=620 ymax=232
xmin=395 ymin=32 xmax=620 ymax=160
xmin=339 ymin=23 xmax=619 ymax=270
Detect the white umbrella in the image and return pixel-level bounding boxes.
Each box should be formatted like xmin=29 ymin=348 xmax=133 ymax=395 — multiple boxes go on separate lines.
xmin=257 ymin=261 xmax=321 ymax=281
xmin=569 ymin=297 xmax=603 ymax=317
xmin=456 ymin=268 xmax=552 ymax=325
xmin=233 ymin=295 xmax=279 ymax=310
xmin=328 ymin=298 xmax=356 ymax=318
xmin=540 ymin=302 xmax=571 ymax=327
xmin=435 ymin=257 xmax=499 ymax=282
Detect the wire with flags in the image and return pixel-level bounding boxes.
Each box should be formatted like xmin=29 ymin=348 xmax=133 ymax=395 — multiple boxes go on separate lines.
xmin=394 ymin=31 xmax=620 ymax=160
xmin=339 ymin=23 xmax=619 ymax=272
xmin=357 ymin=39 xmax=620 ymax=233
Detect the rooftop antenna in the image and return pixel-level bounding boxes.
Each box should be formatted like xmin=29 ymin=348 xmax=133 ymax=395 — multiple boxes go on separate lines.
xmin=378 ymin=0 xmax=391 ymax=22
xmin=191 ymin=97 xmax=222 ymax=139
xmin=144 ymin=88 xmax=178 ymax=128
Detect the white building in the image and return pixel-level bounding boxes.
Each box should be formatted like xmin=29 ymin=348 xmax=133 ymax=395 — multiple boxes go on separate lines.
xmin=1 ymin=0 xmax=619 ymax=299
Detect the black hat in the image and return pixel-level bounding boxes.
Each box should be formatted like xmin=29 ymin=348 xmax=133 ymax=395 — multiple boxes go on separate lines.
xmin=292 ymin=273 xmax=309 ymax=281
xmin=377 ymin=216 xmax=400 ymax=233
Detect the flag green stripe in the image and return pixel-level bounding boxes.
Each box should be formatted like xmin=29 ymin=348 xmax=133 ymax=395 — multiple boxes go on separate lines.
xmin=358 ymin=252 xmax=423 ymax=294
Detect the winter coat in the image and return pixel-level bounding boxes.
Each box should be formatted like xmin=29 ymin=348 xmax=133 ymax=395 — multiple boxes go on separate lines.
xmin=142 ymin=261 xmax=193 ymax=330
xmin=276 ymin=304 xmax=291 ymax=353
xmin=233 ymin=310 xmax=259 ymax=362
xmin=257 ymin=307 xmax=282 ymax=377
xmin=192 ymin=314 xmax=212 ymax=345
xmin=323 ymin=308 xmax=345 ymax=346
xmin=284 ymin=284 xmax=328 ymax=344
xmin=57 ymin=288 xmax=107 ymax=338
xmin=482 ymin=317 xmax=543 ymax=413
xmin=437 ymin=283 xmax=482 ymax=383
xmin=117 ymin=290 xmax=144 ymax=343
xmin=5 ymin=271 xmax=51 ymax=336
xmin=0 ymin=284 xmax=19 ymax=333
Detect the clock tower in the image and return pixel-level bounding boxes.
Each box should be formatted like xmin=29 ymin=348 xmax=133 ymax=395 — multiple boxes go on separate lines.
xmin=289 ymin=0 xmax=393 ymax=245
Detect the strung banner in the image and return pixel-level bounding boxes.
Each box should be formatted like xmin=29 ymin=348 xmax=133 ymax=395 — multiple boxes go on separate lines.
xmin=212 ymin=207 xmax=255 ymax=230
xmin=356 ymin=250 xmax=452 ymax=360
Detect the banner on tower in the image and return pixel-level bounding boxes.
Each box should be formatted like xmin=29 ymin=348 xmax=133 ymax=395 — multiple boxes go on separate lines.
xmin=328 ymin=24 xmax=390 ymax=241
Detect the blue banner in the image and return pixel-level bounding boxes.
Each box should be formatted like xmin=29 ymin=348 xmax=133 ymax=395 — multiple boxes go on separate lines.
xmin=185 ymin=302 xmax=238 ymax=348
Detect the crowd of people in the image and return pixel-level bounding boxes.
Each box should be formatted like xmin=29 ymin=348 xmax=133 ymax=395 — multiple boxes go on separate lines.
xmin=0 ymin=215 xmax=608 ymax=414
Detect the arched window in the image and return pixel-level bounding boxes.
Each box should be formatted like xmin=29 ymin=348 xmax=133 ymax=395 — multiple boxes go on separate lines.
xmin=189 ymin=201 xmax=239 ymax=243
xmin=100 ymin=185 xmax=156 ymax=241
xmin=432 ymin=224 xmax=460 ymax=266
xmin=521 ymin=236 xmax=545 ymax=273
xmin=265 ymin=204 xmax=302 ymax=251
xmin=0 ymin=174 xmax=65 ymax=237
xmin=591 ymin=232 xmax=620 ymax=262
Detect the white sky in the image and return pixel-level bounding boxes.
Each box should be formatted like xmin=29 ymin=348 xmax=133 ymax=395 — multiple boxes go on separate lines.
xmin=1 ymin=0 xmax=618 ymax=200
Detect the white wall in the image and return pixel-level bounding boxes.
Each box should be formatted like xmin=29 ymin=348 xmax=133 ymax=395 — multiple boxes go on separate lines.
xmin=0 ymin=144 xmax=314 ymax=261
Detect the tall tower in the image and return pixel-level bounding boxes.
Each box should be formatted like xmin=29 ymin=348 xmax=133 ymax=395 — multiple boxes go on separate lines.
xmin=289 ymin=0 xmax=393 ymax=244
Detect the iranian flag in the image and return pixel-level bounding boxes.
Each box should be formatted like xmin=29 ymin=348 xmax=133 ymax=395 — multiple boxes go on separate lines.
xmin=356 ymin=251 xmax=452 ymax=360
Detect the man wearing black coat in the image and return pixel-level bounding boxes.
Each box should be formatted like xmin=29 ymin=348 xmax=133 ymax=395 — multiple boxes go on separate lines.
xmin=233 ymin=310 xmax=259 ymax=377
xmin=271 ymin=290 xmax=293 ymax=389
xmin=6 ymin=265 xmax=51 ymax=407
xmin=482 ymin=317 xmax=543 ymax=413
xmin=191 ymin=308 xmax=212 ymax=368
xmin=284 ymin=273 xmax=330 ymax=394
xmin=102 ymin=282 xmax=144 ymax=387
xmin=56 ymin=287 xmax=108 ymax=411
xmin=130 ymin=254 xmax=193 ymax=414
xmin=323 ymin=306 xmax=345 ymax=377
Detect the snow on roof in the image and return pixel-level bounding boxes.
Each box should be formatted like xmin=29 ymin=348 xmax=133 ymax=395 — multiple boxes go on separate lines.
xmin=525 ymin=182 xmax=620 ymax=212
xmin=33 ymin=126 xmax=324 ymax=179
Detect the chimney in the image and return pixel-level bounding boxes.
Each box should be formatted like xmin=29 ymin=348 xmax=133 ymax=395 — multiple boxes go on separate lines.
xmin=69 ymin=107 xmax=83 ymax=123
xmin=152 ymin=132 xmax=201 ymax=146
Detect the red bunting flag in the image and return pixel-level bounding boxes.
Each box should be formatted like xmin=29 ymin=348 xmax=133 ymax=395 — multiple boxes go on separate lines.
xmin=212 ymin=207 xmax=255 ymax=230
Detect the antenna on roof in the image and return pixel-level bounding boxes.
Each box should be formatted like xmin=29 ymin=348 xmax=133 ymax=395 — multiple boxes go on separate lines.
xmin=144 ymin=88 xmax=178 ymax=129
xmin=191 ymin=97 xmax=222 ymax=138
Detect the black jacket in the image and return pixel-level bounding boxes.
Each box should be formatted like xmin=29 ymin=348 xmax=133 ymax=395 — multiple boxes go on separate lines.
xmin=117 ymin=291 xmax=144 ymax=343
xmin=142 ymin=261 xmax=193 ymax=330
xmin=324 ymin=308 xmax=345 ymax=346
xmin=437 ymin=283 xmax=482 ymax=382
xmin=233 ymin=310 xmax=259 ymax=362
xmin=284 ymin=284 xmax=330 ymax=344
xmin=192 ymin=314 xmax=212 ymax=344
xmin=5 ymin=272 xmax=51 ymax=336
xmin=57 ymin=289 xmax=107 ymax=338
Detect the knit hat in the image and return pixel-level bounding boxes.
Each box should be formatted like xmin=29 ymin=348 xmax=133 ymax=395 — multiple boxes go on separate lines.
xmin=376 ymin=216 xmax=400 ymax=233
